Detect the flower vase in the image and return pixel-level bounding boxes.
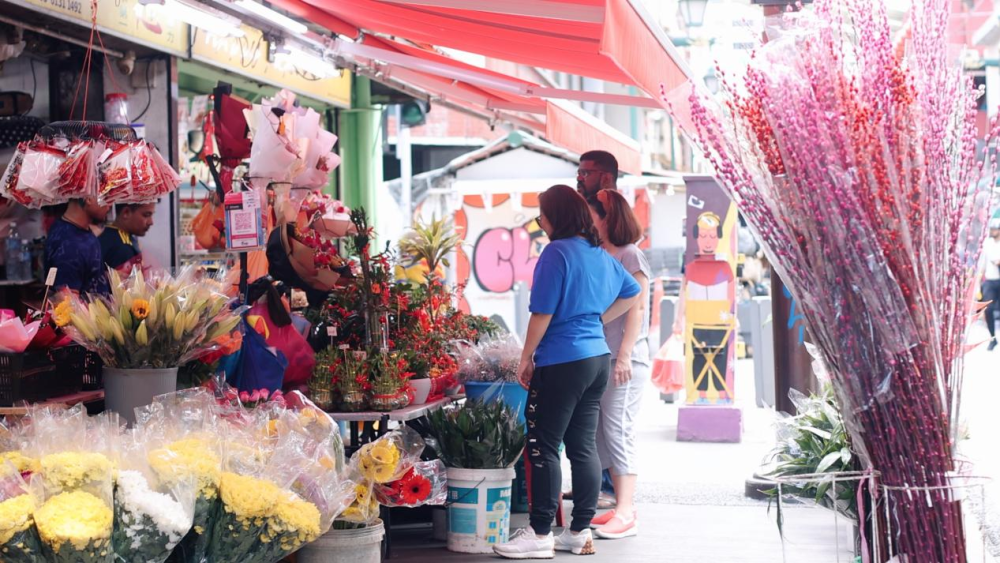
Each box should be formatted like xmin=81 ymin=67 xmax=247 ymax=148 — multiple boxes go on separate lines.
xmin=103 ymin=367 xmax=178 ymax=425
xmin=338 ymin=391 xmax=368 ymax=413
xmin=310 ymin=386 xmax=333 ymax=411
xmin=370 ymin=392 xmax=409 ymax=412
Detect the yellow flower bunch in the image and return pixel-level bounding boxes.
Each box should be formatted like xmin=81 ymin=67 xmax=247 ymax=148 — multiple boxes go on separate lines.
xmin=39 ymin=452 xmax=113 ymax=491
xmin=0 ymin=495 xmax=34 ymax=545
xmin=53 ymin=300 xmax=72 ymax=328
xmin=148 ymin=438 xmax=221 ymax=499
xmin=218 ymin=473 xmax=281 ymax=527
xmin=35 ymin=491 xmax=112 ymax=551
xmin=0 ymin=452 xmax=39 ymax=475
xmin=340 ymin=482 xmax=380 ymax=523
xmin=358 ymin=441 xmax=400 ymax=483
xmin=262 ymin=492 xmax=322 ymax=553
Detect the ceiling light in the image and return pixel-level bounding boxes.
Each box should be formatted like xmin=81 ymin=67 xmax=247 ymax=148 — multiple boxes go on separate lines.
xmin=274 ymin=43 xmax=336 ymax=78
xmin=137 ymin=0 xmax=244 ymax=38
xmin=235 ymin=0 xmax=307 ymax=35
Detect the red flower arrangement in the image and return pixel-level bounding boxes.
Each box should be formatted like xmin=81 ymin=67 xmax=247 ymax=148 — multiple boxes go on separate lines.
xmin=374 ymin=461 xmax=447 ymax=508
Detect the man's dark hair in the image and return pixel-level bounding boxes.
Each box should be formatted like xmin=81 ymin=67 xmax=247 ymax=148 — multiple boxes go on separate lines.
xmin=115 ymin=201 xmax=157 ymax=215
xmin=580 ymin=150 xmax=619 ymax=178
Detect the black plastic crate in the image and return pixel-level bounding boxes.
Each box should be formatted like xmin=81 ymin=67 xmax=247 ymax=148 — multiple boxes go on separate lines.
xmin=0 ymin=345 xmax=87 ymax=406
xmin=81 ymin=350 xmax=103 ymax=391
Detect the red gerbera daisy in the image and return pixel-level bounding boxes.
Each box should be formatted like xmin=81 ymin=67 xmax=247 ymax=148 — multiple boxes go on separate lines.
xmin=398 ymin=472 xmax=432 ymax=505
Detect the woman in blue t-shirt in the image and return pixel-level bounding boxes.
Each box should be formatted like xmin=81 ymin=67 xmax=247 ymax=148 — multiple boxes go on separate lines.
xmin=494 ymin=185 xmax=640 ymax=560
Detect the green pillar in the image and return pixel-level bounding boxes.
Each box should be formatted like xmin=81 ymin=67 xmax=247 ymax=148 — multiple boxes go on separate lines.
xmin=339 ymin=75 xmax=383 ymax=245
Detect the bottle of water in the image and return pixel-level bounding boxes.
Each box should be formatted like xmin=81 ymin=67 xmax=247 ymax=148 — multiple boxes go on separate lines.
xmin=19 ymin=239 xmax=31 ymax=281
xmin=5 ymin=223 xmax=23 ymax=281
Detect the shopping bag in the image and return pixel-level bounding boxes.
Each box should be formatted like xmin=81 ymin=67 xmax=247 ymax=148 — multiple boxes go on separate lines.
xmin=248 ymin=302 xmax=315 ymax=391
xmin=651 ymin=334 xmax=684 ymax=395
xmin=226 ymin=317 xmax=287 ymax=394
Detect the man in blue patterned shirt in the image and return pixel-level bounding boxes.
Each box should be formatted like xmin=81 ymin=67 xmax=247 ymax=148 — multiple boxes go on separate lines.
xmin=44 ymin=197 xmax=111 ymax=296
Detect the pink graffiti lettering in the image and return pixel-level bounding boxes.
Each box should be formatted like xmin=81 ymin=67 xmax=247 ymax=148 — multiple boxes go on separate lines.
xmin=473 ymin=226 xmax=541 ymax=293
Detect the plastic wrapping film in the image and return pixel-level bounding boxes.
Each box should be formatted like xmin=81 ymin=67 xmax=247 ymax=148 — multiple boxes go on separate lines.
xmin=113 ymin=429 xmax=197 ymax=563
xmin=21 ymin=405 xmax=121 ymax=563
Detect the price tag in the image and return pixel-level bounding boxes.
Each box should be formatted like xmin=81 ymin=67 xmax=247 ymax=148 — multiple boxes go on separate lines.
xmin=45 ymin=268 xmax=58 ymax=286
xmin=326 ymin=326 xmax=338 ymax=337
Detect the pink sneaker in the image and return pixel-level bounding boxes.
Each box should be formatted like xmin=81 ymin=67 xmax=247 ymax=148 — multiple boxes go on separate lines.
xmin=594 ymin=512 xmax=637 ymax=539
xmin=589 ymin=509 xmax=616 ymax=528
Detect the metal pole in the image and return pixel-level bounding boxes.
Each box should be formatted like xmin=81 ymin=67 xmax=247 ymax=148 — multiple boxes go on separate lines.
xmin=397 ymin=106 xmax=413 ymax=224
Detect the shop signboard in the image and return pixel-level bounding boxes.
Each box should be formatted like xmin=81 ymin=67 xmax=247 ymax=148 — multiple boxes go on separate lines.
xmin=10 ymin=0 xmax=189 ymax=56
xmin=192 ymin=25 xmax=352 ymax=109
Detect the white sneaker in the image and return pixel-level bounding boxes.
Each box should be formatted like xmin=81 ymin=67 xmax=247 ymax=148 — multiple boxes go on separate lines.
xmin=493 ymin=527 xmax=555 ymax=560
xmin=554 ymin=528 xmax=597 ymax=555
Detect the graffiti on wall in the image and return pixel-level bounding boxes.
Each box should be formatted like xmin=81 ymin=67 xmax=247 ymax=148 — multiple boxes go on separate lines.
xmin=472 ymin=218 xmax=548 ymax=293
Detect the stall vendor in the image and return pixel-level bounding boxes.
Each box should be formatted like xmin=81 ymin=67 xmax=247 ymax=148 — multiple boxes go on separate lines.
xmin=44 ymin=197 xmax=111 ymax=296
xmin=100 ymin=202 xmax=155 ymax=276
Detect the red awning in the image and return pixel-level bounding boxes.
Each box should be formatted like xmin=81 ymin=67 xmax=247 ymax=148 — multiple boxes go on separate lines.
xmin=274 ymin=0 xmax=694 ymax=173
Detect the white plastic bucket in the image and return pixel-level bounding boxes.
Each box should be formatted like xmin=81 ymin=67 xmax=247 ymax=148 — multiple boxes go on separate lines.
xmin=103 ymin=367 xmax=177 ymax=425
xmin=297 ymin=520 xmax=384 ymax=563
xmin=446 ymin=467 xmax=516 ymax=554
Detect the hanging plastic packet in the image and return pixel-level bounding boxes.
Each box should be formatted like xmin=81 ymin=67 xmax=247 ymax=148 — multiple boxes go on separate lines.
xmin=130 ymin=140 xmax=162 ymax=202
xmin=98 ymin=140 xmax=133 ymax=204
xmin=57 ymin=139 xmax=100 ymax=200
xmin=15 ymin=141 xmax=66 ymax=207
xmin=0 ymin=142 xmax=31 ymax=206
xmin=149 ymin=142 xmax=182 ymax=197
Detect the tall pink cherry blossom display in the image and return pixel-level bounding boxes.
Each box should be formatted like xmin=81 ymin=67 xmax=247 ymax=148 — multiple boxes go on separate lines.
xmin=676 ymin=1 xmax=999 ymax=559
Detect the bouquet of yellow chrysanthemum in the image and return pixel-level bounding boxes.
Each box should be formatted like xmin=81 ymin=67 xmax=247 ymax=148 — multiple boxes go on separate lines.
xmin=136 ymin=389 xmax=224 ymax=563
xmin=23 ymin=406 xmax=121 ymax=563
xmin=0 ymin=460 xmax=42 ymax=563
xmin=205 ymin=403 xmax=353 ymax=563
xmin=58 ymin=266 xmax=243 ymax=369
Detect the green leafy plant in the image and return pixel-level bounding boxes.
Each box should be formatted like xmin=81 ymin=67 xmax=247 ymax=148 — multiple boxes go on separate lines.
xmin=767 ymin=385 xmax=860 ymax=521
xmin=398 ymin=217 xmax=462 ymax=281
xmin=424 ymin=399 xmax=526 ymax=469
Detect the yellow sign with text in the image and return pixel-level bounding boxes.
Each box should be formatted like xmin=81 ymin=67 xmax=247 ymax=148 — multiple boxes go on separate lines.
xmin=192 ymin=25 xmax=352 ymax=108
xmin=14 ymin=0 xmax=189 ymax=56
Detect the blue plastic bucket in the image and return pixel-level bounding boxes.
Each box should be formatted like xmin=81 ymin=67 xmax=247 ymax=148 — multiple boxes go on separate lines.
xmin=463 ymin=381 xmax=528 ymax=426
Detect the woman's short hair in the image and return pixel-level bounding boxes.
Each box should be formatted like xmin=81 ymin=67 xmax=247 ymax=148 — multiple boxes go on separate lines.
xmin=587 ymin=189 xmax=643 ymax=247
xmin=539 ymin=185 xmax=601 ymax=247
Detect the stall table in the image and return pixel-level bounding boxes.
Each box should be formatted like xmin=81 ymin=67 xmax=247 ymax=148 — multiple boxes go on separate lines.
xmin=0 ymin=390 xmax=105 ymax=418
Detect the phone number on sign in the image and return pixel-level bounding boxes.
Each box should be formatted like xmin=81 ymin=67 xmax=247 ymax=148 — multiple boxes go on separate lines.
xmin=35 ymin=0 xmax=84 ymax=14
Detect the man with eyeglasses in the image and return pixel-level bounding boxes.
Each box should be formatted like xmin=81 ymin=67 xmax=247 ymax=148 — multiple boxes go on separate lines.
xmin=577 ymin=150 xmax=619 ymax=199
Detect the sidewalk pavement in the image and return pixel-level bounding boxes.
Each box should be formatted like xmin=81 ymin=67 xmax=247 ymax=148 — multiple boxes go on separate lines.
xmin=393 ymin=359 xmax=860 ymax=562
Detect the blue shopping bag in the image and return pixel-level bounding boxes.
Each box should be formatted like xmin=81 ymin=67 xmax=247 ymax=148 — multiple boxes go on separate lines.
xmin=226 ymin=317 xmax=287 ymax=394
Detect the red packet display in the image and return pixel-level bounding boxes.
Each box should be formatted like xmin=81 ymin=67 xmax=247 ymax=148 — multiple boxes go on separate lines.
xmin=98 ymin=141 xmax=133 ymax=204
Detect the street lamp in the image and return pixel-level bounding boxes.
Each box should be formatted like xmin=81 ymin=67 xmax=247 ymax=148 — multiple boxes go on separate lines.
xmin=679 ymin=0 xmax=709 ymax=28
xmin=703 ymin=67 xmax=719 ymax=94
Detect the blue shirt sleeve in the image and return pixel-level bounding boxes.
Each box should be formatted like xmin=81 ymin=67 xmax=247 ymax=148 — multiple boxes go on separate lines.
xmin=529 ymin=245 xmax=566 ymax=315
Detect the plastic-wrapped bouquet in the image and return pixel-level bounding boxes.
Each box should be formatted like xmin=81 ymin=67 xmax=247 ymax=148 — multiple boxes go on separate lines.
xmin=137 ymin=390 xmax=223 ymax=563
xmin=111 ymin=429 xmax=195 ymax=563
xmin=0 ymin=461 xmax=42 ymax=563
xmin=24 ymin=406 xmax=120 ymax=563
xmin=374 ymin=460 xmax=447 ymax=508
xmin=205 ymin=403 xmax=352 ymax=563
xmin=455 ymin=333 xmax=522 ymax=384
xmin=339 ymin=426 xmax=430 ymax=526
xmin=60 ymin=267 xmax=243 ymax=369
